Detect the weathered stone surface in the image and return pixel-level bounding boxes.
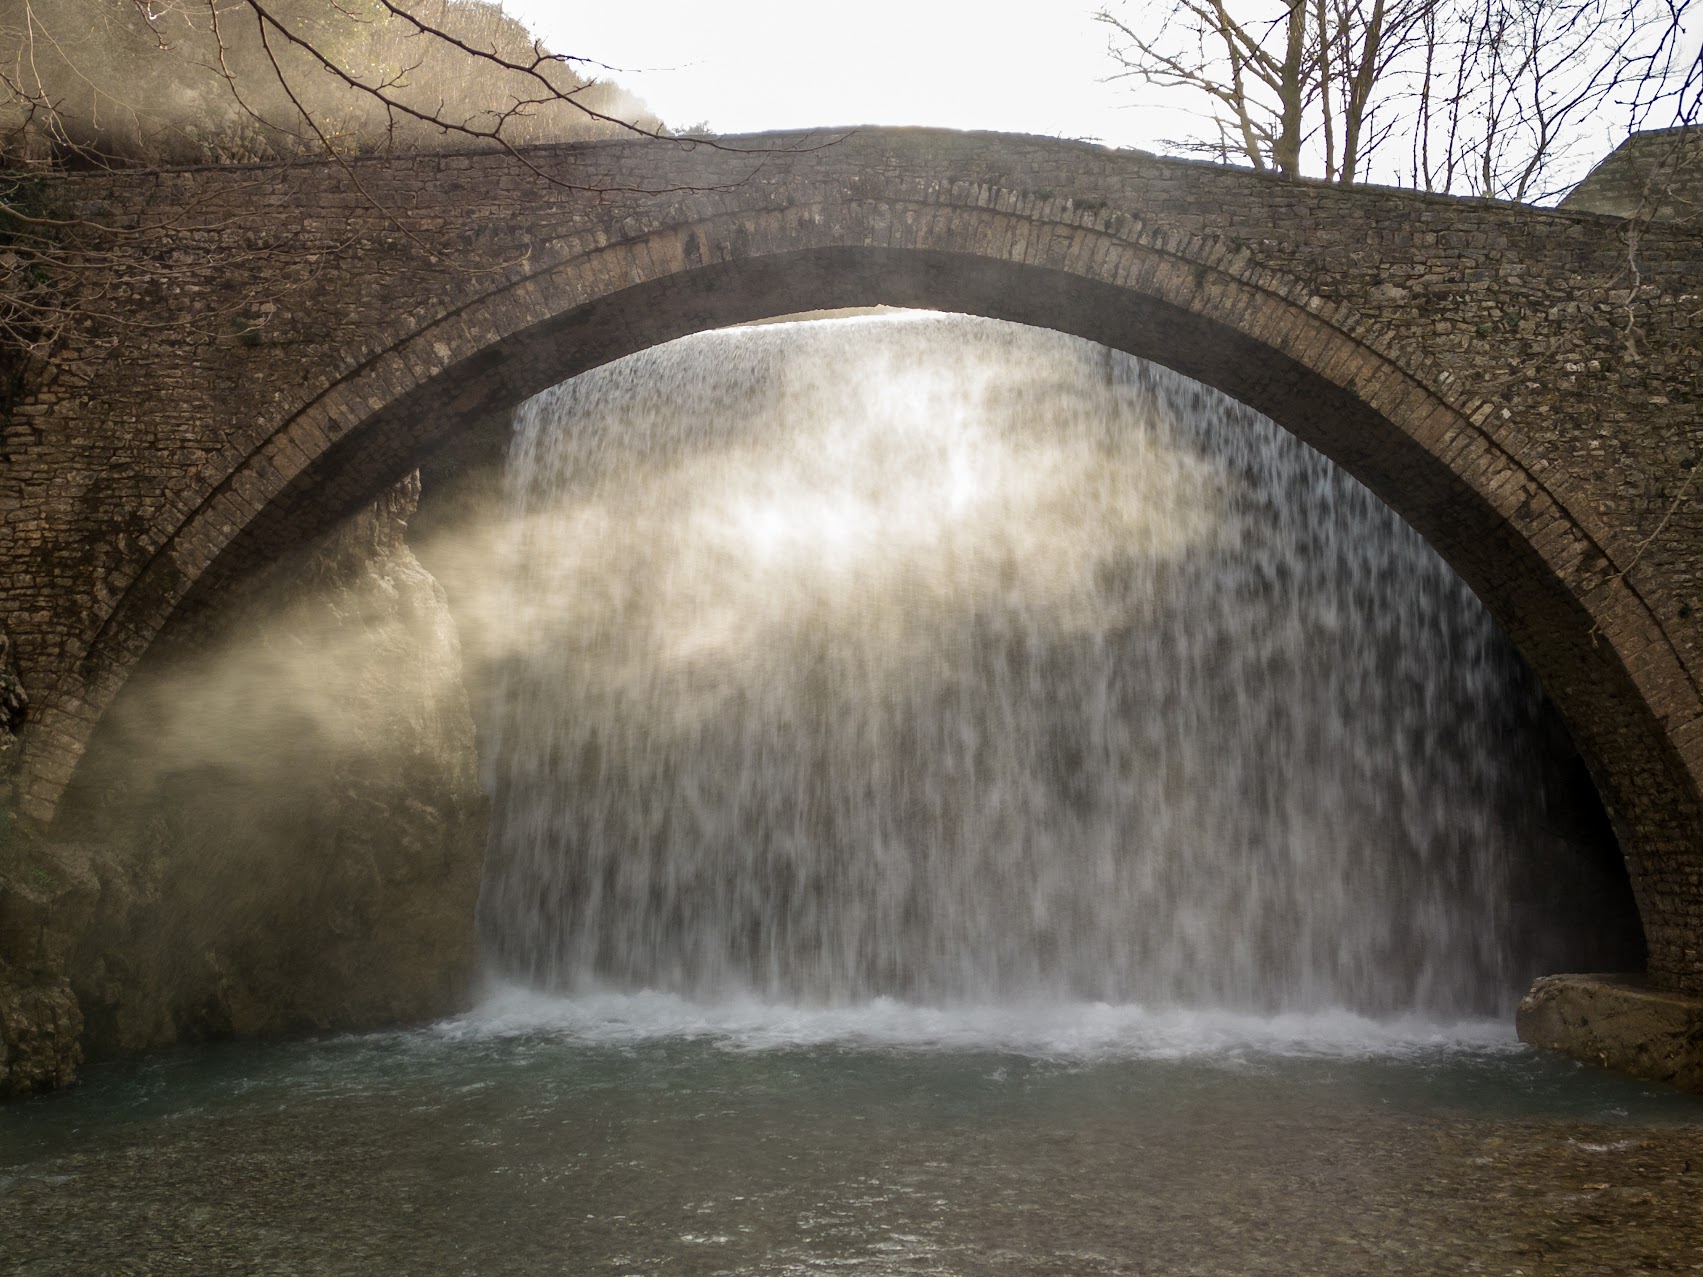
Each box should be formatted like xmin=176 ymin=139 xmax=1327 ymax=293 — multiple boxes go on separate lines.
xmin=0 ymin=127 xmax=1699 ymax=994
xmin=0 ymin=835 xmax=97 ymax=1095
xmin=1517 ymin=972 xmax=1703 ymax=1094
xmin=1561 ymin=128 xmax=1703 ymax=221
xmin=56 ymin=475 xmax=487 ymax=1061
xmin=0 ymin=626 xmax=26 ymax=801
xmin=0 ymin=979 xmax=83 ymax=1096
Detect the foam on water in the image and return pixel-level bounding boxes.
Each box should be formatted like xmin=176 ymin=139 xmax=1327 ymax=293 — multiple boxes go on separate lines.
xmin=442 ymin=985 xmax=1518 ymax=1061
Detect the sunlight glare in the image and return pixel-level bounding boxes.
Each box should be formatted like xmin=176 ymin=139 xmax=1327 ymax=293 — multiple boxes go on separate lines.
xmin=499 ymin=0 xmax=1169 ymax=150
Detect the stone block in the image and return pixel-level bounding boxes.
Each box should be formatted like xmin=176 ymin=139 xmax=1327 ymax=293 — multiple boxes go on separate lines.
xmin=1517 ymin=972 xmax=1703 ymax=1094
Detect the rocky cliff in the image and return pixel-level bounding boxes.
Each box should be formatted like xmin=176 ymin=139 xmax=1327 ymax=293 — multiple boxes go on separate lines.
xmin=1 ymin=474 xmax=486 ymax=1092
xmin=1 ymin=627 xmax=91 ymax=1094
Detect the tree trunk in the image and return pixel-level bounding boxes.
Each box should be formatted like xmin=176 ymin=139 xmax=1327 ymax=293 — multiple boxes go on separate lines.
xmin=1273 ymin=0 xmax=1310 ymax=176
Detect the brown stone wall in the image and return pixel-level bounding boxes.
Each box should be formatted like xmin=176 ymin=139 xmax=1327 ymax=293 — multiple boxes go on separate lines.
xmin=0 ymin=128 xmax=1699 ymax=986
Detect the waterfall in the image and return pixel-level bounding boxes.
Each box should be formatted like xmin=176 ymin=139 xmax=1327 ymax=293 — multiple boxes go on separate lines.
xmin=475 ymin=312 xmax=1572 ymax=1018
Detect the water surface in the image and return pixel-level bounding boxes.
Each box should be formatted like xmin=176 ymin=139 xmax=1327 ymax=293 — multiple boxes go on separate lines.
xmin=5 ymin=994 xmax=1699 ymax=1275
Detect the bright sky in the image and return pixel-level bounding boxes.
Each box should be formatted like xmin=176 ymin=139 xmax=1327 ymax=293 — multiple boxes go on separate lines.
xmin=502 ymin=0 xmax=1179 ymax=151
xmin=500 ymin=1 xmax=1701 ymax=196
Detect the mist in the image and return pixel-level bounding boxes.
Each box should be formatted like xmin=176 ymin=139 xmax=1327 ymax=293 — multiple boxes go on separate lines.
xmin=60 ymin=477 xmax=486 ymax=1052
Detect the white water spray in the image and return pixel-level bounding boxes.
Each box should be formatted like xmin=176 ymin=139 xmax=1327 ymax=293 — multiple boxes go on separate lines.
xmin=477 ymin=313 xmax=1566 ymax=1019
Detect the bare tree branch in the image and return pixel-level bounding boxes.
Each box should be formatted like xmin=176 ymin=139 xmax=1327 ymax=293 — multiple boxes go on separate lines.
xmin=0 ymin=0 xmax=847 ymax=383
xmin=1098 ymin=0 xmax=1698 ymax=196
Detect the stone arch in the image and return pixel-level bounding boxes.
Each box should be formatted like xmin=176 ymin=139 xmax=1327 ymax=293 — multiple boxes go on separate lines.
xmin=27 ymin=195 xmax=1703 ymax=988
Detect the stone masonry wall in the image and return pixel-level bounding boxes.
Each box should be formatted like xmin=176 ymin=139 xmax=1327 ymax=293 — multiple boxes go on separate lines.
xmin=0 ymin=128 xmax=1699 ymax=986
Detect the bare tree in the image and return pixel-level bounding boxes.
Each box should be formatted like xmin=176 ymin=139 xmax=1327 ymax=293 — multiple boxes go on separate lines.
xmin=1413 ymin=0 xmax=1699 ymax=199
xmin=1099 ymin=0 xmax=1700 ymax=198
xmin=1 ymin=0 xmax=666 ymax=168
xmin=1096 ymin=0 xmax=1432 ymax=179
xmin=0 ymin=1 xmax=834 ymax=397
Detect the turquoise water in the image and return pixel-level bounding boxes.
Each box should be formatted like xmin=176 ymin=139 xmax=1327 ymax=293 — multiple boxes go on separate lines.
xmin=5 ymin=994 xmax=1699 ymax=1275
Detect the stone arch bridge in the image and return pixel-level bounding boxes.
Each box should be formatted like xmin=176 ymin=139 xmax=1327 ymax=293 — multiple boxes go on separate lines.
xmin=2 ymin=128 xmax=1700 ymax=991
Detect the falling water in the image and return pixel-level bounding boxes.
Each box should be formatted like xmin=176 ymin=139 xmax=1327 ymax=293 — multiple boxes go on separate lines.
xmin=476 ymin=313 xmax=1575 ymax=1019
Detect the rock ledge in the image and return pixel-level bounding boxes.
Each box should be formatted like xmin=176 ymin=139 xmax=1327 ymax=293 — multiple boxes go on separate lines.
xmin=1517 ymin=973 xmax=1703 ymax=1094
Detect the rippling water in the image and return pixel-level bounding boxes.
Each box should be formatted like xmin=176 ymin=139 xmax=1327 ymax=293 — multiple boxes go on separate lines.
xmin=4 ymin=995 xmax=1700 ymax=1275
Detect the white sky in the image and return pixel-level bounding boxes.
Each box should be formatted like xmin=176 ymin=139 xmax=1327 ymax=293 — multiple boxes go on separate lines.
xmin=500 ymin=1 xmax=1700 ymax=196
xmin=502 ymin=0 xmax=1180 ymax=151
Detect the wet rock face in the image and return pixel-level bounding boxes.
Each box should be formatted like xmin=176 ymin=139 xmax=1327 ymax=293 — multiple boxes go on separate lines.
xmin=0 ymin=982 xmax=82 ymax=1095
xmin=0 ymin=838 xmax=97 ymax=1096
xmin=58 ymin=473 xmax=487 ymax=1061
xmin=1 ymin=626 xmax=28 ymax=841
xmin=1517 ymin=973 xmax=1703 ymax=1094
xmin=1 ymin=626 xmax=89 ymax=1096
xmin=0 ymin=628 xmax=25 ymax=760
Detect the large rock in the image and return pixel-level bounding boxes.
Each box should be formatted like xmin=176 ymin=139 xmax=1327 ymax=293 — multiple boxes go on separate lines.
xmin=1 ymin=626 xmax=98 ymax=1095
xmin=0 ymin=980 xmax=82 ymax=1095
xmin=1517 ymin=972 xmax=1703 ymax=1094
xmin=0 ymin=836 xmax=97 ymax=1095
xmin=0 ymin=627 xmax=25 ymax=774
xmin=58 ymin=473 xmax=488 ymax=1060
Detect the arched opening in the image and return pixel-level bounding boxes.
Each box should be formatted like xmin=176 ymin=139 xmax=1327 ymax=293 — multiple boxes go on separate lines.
xmin=57 ymin=297 xmax=1648 ymax=1054
xmin=48 ymin=239 xmax=1694 ymax=993
xmin=10 ymin=134 xmax=1700 ymax=1261
xmin=457 ymin=311 xmax=1644 ymax=1019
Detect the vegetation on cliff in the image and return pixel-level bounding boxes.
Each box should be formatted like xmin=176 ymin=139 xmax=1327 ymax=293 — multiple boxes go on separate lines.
xmin=1 ymin=0 xmax=658 ymax=167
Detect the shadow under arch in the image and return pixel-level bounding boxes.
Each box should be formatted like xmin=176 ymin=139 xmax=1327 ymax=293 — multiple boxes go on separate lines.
xmin=48 ymin=224 xmax=1703 ymax=990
